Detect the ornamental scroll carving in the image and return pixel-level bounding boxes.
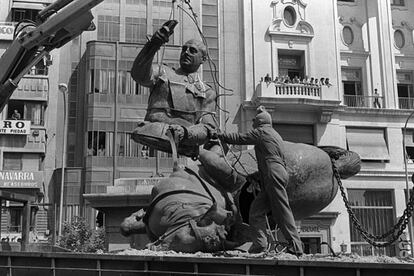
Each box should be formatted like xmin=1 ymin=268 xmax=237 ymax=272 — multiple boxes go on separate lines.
xmin=268 ymin=0 xmax=314 ymax=40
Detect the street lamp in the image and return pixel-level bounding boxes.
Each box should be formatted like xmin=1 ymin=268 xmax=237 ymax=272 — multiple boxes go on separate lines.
xmin=57 ymin=83 xmax=68 ymax=240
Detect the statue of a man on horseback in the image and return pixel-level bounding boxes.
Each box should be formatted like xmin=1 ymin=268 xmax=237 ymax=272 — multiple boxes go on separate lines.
xmin=121 ymin=20 xmax=361 ymax=254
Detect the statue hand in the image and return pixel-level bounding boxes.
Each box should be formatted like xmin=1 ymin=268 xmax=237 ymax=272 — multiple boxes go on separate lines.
xmin=168 ymin=124 xmax=185 ymax=142
xmin=154 ymin=20 xmax=178 ymax=44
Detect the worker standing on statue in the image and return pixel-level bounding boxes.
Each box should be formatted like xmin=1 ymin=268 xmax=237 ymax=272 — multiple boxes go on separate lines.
xmin=215 ymin=106 xmax=303 ymax=256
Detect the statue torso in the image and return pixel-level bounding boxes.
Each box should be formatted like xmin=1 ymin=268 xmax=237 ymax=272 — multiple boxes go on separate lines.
xmin=146 ymin=66 xmax=215 ymax=126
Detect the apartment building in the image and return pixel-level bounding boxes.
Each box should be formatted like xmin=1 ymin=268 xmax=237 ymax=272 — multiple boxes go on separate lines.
xmin=219 ymin=0 xmax=414 ymax=256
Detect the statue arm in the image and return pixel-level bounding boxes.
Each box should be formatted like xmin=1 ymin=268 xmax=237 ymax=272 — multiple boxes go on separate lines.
xmin=218 ymin=129 xmax=260 ymax=145
xmin=131 ymin=20 xmax=177 ymax=87
xmin=199 ymin=90 xmax=218 ymax=129
xmin=131 ymin=37 xmax=163 ymax=88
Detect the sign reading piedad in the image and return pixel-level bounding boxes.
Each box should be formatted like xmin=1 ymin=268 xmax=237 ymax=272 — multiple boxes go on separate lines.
xmin=0 ymin=120 xmax=31 ymax=135
xmin=0 ymin=171 xmax=43 ymax=188
xmin=0 ymin=24 xmax=15 ymax=40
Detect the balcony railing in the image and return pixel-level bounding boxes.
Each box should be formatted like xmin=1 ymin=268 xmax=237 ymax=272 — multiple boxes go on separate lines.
xmin=256 ymin=82 xmax=322 ymax=99
xmin=88 ymin=93 xmax=149 ymax=105
xmin=85 ymin=156 xmax=184 ymax=168
xmin=11 ymin=76 xmax=48 ymax=101
xmin=398 ymin=97 xmax=414 ymax=110
xmin=343 ymin=95 xmax=384 ymax=108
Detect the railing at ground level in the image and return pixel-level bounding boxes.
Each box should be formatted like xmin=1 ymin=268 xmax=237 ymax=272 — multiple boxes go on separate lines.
xmin=0 ymin=251 xmax=413 ymax=276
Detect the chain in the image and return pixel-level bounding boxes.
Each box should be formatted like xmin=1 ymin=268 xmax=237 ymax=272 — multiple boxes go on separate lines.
xmin=333 ymin=162 xmax=414 ymax=247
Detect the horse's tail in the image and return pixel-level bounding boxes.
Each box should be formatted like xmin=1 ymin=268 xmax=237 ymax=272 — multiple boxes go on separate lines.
xmin=319 ymin=146 xmax=361 ymax=179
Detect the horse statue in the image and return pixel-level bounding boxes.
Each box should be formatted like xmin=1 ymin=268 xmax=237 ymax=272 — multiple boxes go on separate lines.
xmin=120 ymin=142 xmax=360 ymax=253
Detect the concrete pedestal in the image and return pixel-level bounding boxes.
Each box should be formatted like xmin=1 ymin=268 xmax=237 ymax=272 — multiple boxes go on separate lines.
xmin=84 ymin=178 xmax=162 ymax=252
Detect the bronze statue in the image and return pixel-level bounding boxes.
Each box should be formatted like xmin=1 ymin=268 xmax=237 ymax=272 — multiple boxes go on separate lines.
xmin=123 ymin=20 xmax=361 ymax=254
xmin=131 ymin=20 xmax=217 ymax=157
xmin=121 ymin=141 xmax=360 ymax=253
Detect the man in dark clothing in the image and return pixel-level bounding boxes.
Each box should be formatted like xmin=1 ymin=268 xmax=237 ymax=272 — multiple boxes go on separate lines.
xmin=216 ymin=106 xmax=303 ymax=256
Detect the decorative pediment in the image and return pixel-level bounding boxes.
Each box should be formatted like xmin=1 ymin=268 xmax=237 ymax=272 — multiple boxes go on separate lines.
xmin=268 ymin=0 xmax=313 ymax=40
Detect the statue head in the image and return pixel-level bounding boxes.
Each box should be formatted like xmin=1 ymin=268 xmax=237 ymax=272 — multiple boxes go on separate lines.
xmin=179 ymin=39 xmax=207 ymax=74
xmin=252 ymin=105 xmax=272 ymax=128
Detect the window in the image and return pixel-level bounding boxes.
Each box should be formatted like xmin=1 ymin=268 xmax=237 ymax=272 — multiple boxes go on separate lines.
xmin=126 ymin=0 xmax=146 ymax=4
xmin=342 ymin=68 xmax=363 ymax=107
xmin=3 ymin=153 xmax=23 ymax=170
xmin=9 ymin=207 xmax=23 ymax=233
xmin=283 ymin=6 xmax=296 ymax=26
xmin=273 ymin=124 xmax=314 ymax=145
xmin=125 ymin=17 xmax=147 ymax=43
xmin=7 ymin=100 xmax=45 ymax=125
xmin=397 ymin=71 xmax=414 ymax=109
xmin=391 ymin=0 xmax=404 ymax=6
xmin=11 ymin=9 xmax=39 ymax=22
xmin=87 ymin=131 xmax=114 ymax=157
xmin=118 ymin=71 xmax=150 ymax=96
xmin=342 ymin=26 xmax=354 ymax=45
xmin=97 ymin=15 xmax=120 ymax=41
xmin=346 ymin=128 xmax=389 ymax=161
xmin=348 ymin=189 xmax=396 ymax=256
xmin=90 ymin=69 xmax=116 ymax=94
xmin=394 ymin=30 xmax=405 ymax=49
xmin=117 ymin=132 xmax=141 ymax=157
xmin=25 ymin=102 xmax=44 ymax=125
xmin=403 ymin=129 xmax=414 ymax=163
xmin=338 ymin=0 xmax=355 ymax=2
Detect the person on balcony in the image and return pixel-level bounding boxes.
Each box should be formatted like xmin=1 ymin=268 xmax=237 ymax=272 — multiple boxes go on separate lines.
xmin=11 ymin=109 xmax=21 ymax=120
xmin=264 ymin=73 xmax=272 ymax=84
xmin=373 ymin=89 xmax=381 ymax=108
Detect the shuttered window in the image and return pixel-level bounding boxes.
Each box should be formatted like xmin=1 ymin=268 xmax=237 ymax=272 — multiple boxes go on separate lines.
xmin=348 ymin=189 xmax=396 ymax=256
xmin=346 ymin=128 xmax=389 ymax=161
xmin=3 ymin=153 xmax=23 ymax=170
xmin=273 ymin=124 xmax=314 ymax=145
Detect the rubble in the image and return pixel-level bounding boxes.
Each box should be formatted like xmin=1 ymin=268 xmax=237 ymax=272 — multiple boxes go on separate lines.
xmin=116 ymin=248 xmax=414 ymax=264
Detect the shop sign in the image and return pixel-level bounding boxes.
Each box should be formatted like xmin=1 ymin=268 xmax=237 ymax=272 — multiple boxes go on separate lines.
xmin=300 ymin=225 xmax=320 ymax=232
xmin=0 ymin=120 xmax=31 ymax=135
xmin=0 ymin=24 xmax=15 ymax=40
xmin=0 ymin=171 xmax=43 ymax=188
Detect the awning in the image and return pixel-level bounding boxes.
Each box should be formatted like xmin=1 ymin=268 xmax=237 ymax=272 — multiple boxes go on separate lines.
xmin=12 ymin=1 xmax=48 ymax=10
xmin=346 ymin=128 xmax=390 ymax=161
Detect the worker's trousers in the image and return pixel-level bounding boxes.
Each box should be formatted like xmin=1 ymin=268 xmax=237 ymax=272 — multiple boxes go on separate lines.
xmin=248 ymin=162 xmax=303 ymax=254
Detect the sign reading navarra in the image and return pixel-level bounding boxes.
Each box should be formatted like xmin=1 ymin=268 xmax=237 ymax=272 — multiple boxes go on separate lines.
xmin=0 ymin=120 xmax=31 ymax=135
xmin=0 ymin=171 xmax=42 ymax=188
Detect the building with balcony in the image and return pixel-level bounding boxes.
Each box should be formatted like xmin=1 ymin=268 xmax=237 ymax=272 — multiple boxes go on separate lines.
xmin=217 ymin=0 xmax=414 ymax=257
xmin=0 ymin=0 xmax=60 ymax=243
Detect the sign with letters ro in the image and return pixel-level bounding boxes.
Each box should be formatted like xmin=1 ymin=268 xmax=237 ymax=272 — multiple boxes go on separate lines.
xmin=0 ymin=120 xmax=31 ymax=135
